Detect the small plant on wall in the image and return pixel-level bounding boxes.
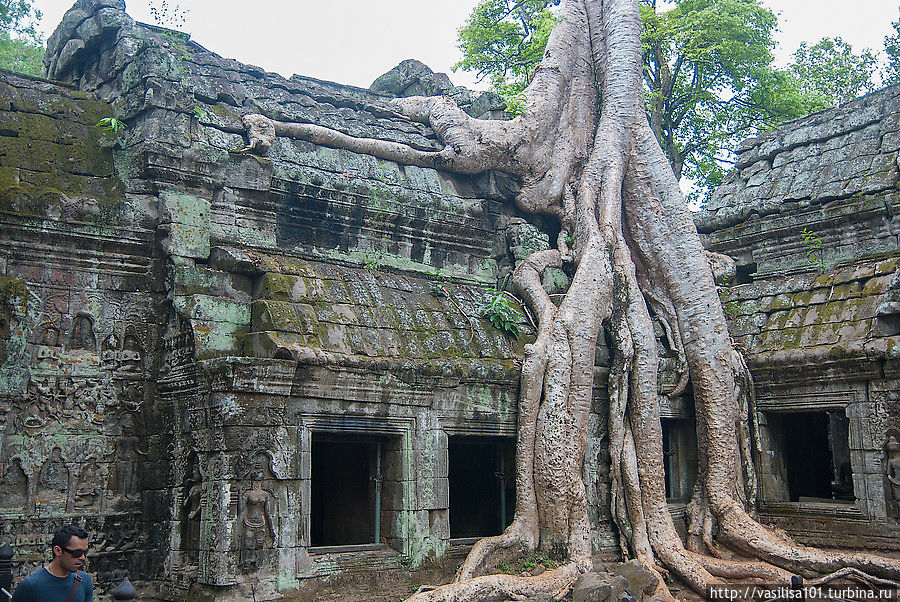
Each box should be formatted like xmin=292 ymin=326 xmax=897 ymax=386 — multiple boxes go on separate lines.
xmin=481 ymin=291 xmax=523 ymax=338
xmin=801 ymin=227 xmax=827 ymax=271
xmin=95 ymin=117 xmax=126 ymax=148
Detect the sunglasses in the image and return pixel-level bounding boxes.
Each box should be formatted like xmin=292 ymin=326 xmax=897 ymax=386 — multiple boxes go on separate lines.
xmin=60 ymin=546 xmax=89 ymax=558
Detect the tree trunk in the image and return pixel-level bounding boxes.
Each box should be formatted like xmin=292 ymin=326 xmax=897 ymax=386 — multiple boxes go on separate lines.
xmin=244 ymin=0 xmax=900 ymax=598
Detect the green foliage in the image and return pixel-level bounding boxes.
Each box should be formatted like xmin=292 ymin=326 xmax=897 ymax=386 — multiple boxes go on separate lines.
xmin=0 ymin=0 xmax=44 ymax=76
xmin=639 ymin=0 xmax=815 ymax=204
xmin=0 ymin=0 xmax=42 ymax=43
xmin=788 ymin=37 xmax=878 ymax=110
xmin=362 ymin=248 xmax=384 ymax=271
xmin=0 ymin=33 xmax=42 ymax=76
xmin=95 ymin=117 xmax=127 ymax=148
xmin=481 ymin=291 xmax=523 ymax=338
xmin=454 ymin=0 xmax=559 ymax=109
xmin=454 ymin=0 xmax=886 ymax=206
xmin=427 ymin=269 xmax=449 ymax=296
xmin=883 ymin=10 xmax=900 ymax=87
xmin=800 ymin=227 xmax=826 ymax=271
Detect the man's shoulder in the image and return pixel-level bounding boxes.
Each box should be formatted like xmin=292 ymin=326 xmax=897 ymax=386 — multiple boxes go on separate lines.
xmin=20 ymin=567 xmax=49 ymax=584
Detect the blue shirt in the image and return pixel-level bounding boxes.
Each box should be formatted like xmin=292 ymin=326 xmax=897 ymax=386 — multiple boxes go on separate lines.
xmin=10 ymin=567 xmax=94 ymax=602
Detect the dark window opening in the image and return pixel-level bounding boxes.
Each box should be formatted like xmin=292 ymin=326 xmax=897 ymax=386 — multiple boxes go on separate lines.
xmin=662 ymin=419 xmax=698 ymax=502
xmin=449 ymin=437 xmax=515 ymax=540
xmin=735 ymin=262 xmax=757 ymax=285
xmin=765 ymin=411 xmax=854 ymax=503
xmin=311 ymin=434 xmax=388 ymax=547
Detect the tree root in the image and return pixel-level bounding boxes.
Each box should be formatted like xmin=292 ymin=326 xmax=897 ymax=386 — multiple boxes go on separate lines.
xmin=806 ymin=567 xmax=900 ymax=589
xmin=407 ymin=563 xmax=581 ymax=602
xmin=234 ymin=0 xmax=900 ymax=597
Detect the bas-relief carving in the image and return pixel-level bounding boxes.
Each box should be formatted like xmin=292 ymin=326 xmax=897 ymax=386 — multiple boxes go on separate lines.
xmin=181 ymin=462 xmax=204 ymax=555
xmin=162 ymin=313 xmax=195 ymax=371
xmin=236 ymin=452 xmax=277 ymax=573
xmin=886 ymin=433 xmax=900 ymax=510
xmin=112 ymin=435 xmax=147 ymax=499
xmin=74 ymin=460 xmax=103 ymax=510
xmin=102 ymin=323 xmax=148 ymax=374
xmin=0 ymin=458 xmax=28 ymax=511
xmin=37 ymin=447 xmax=70 ymax=511
xmin=16 ymin=375 xmax=121 ymax=429
xmin=69 ymin=314 xmax=96 ymax=351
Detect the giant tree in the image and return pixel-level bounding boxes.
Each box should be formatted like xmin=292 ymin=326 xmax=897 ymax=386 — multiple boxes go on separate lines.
xmin=246 ymin=0 xmax=900 ymax=598
xmin=456 ymin=0 xmax=816 ymax=204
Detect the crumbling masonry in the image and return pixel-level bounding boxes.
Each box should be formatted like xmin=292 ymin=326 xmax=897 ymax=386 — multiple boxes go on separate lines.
xmin=0 ymin=0 xmax=898 ymax=599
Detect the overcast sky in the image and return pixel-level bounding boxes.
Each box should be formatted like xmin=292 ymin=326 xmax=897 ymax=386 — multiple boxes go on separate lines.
xmin=30 ymin=0 xmax=899 ymax=90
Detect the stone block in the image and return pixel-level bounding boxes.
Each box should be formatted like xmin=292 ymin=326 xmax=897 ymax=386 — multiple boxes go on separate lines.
xmin=417 ymin=476 xmax=448 ymax=510
xmin=172 ymin=266 xmax=252 ymax=302
xmin=573 ymin=572 xmax=627 ymax=602
xmin=250 ymin=299 xmax=315 ymax=334
xmin=160 ymin=190 xmax=211 ymax=226
xmin=161 ymin=222 xmax=210 ymax=260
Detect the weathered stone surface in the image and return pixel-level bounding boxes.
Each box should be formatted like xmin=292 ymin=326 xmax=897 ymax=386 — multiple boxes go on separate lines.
xmin=572 ymin=571 xmax=628 ymax=602
xmin=2 ymin=0 xmax=897 ymax=599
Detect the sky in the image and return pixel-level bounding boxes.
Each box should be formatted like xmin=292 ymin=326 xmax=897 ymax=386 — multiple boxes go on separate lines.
xmin=29 ymin=0 xmax=899 ymax=91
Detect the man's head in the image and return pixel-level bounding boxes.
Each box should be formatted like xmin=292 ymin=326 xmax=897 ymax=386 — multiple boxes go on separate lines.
xmin=50 ymin=525 xmax=89 ymax=573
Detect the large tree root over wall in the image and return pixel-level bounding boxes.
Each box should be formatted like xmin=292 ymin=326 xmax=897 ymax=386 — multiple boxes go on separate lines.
xmin=244 ymin=0 xmax=900 ymax=598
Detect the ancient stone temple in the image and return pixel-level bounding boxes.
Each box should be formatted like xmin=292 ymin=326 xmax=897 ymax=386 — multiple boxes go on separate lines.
xmin=0 ymin=0 xmax=897 ymax=599
xmin=696 ymin=87 xmax=900 ymax=547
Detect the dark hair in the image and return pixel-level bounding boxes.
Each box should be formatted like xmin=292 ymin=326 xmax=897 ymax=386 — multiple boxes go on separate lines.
xmin=51 ymin=525 xmax=89 ymax=549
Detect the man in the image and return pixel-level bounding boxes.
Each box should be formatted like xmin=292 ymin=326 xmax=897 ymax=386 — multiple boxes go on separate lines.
xmin=11 ymin=525 xmax=93 ymax=602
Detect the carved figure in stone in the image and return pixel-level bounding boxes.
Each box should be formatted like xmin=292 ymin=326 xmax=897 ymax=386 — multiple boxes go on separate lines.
xmin=35 ymin=321 xmax=61 ymax=362
xmin=886 ymin=435 xmax=900 ymax=501
xmin=236 ymin=455 xmax=276 ymax=572
xmin=38 ymin=447 xmax=69 ymax=503
xmin=21 ymin=377 xmax=50 ymax=428
xmin=237 ymin=481 xmax=276 ymax=571
xmin=238 ymin=113 xmax=276 ymax=155
xmin=113 ymin=436 xmax=147 ymax=498
xmin=0 ymin=458 xmax=29 ymax=510
xmin=68 ymin=314 xmax=96 ymax=351
xmin=181 ymin=464 xmax=204 ymax=553
xmin=37 ymin=321 xmax=60 ymax=346
xmin=102 ymin=332 xmax=119 ymax=367
xmin=117 ymin=380 xmax=145 ymax=412
xmin=120 ymin=332 xmax=144 ymax=372
xmin=74 ymin=460 xmax=101 ymax=509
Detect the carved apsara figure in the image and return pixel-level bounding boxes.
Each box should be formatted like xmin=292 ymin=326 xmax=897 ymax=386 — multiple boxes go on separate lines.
xmin=0 ymin=458 xmax=29 ymax=510
xmin=886 ymin=435 xmax=900 ymax=501
xmin=181 ymin=464 xmax=204 ymax=553
xmin=38 ymin=447 xmax=69 ymax=504
xmin=236 ymin=457 xmax=276 ymax=572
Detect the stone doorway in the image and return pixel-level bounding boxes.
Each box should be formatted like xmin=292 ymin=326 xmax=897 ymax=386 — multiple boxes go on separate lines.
xmin=310 ymin=433 xmax=391 ymax=548
xmin=661 ymin=418 xmax=698 ymax=502
xmin=763 ymin=410 xmax=854 ymax=503
xmin=448 ymin=436 xmax=515 ymax=541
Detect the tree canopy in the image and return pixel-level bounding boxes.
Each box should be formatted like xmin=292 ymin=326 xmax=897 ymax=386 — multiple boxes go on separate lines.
xmin=0 ymin=0 xmax=44 ymax=77
xmin=455 ymin=0 xmax=889 ymax=204
xmin=885 ymin=10 xmax=900 ymax=87
xmin=789 ymin=37 xmax=878 ymax=109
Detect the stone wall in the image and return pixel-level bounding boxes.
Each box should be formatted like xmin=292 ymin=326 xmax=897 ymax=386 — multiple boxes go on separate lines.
xmin=2 ymin=0 xmax=621 ymax=599
xmin=698 ymin=85 xmax=900 ymax=548
xmin=2 ymin=0 xmax=898 ymax=598
xmin=0 ymin=69 xmax=163 ymax=590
